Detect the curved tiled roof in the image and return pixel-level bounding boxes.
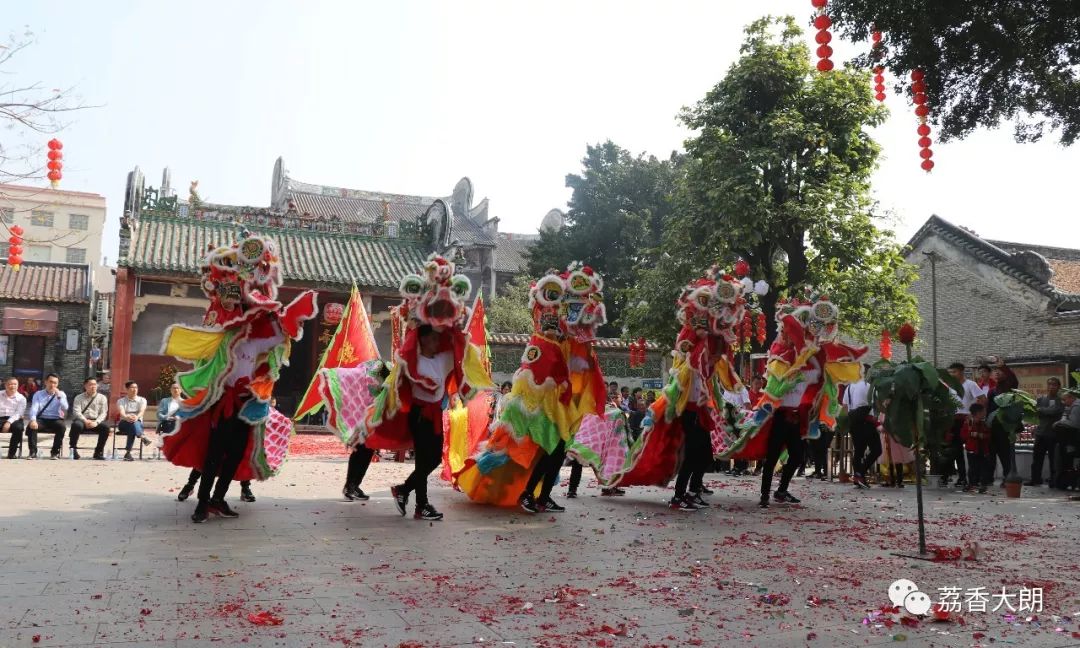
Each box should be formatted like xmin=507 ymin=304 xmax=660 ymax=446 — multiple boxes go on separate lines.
xmin=494 ymin=233 xmax=538 ymax=273
xmin=908 ymin=215 xmax=1080 ymax=309
xmin=0 ymin=261 xmax=90 ymax=303
xmin=121 ymin=214 xmax=429 ymax=290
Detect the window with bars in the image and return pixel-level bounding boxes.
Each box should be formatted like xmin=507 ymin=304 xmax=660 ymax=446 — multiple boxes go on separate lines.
xmin=30 ymin=210 xmax=54 ymax=227
xmin=0 ymin=208 xmax=13 ymax=224
xmin=0 ymin=243 xmax=8 ymax=258
xmin=66 ymin=247 xmax=87 ymax=264
xmin=69 ymin=214 xmax=89 ymax=230
xmin=27 ymin=245 xmax=50 ymax=262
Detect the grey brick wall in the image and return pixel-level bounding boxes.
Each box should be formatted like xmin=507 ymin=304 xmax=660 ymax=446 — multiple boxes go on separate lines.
xmin=902 ymin=237 xmax=1080 ymax=369
xmin=0 ymin=300 xmax=92 ymax=391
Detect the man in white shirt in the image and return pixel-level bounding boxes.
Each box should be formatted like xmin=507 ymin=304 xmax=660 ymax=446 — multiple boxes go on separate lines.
xmin=945 ymin=363 xmax=987 ymax=488
xmin=844 ymin=368 xmax=879 ymax=489
xmin=391 ymin=325 xmax=454 ymax=521
xmin=70 ymin=377 xmax=110 ymax=460
xmin=1 ymin=377 xmax=27 ymax=459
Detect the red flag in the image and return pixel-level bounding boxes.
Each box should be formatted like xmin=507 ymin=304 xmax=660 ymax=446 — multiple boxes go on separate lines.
xmin=294 ymin=285 xmax=379 ymax=419
xmin=464 ymin=294 xmax=490 ymax=374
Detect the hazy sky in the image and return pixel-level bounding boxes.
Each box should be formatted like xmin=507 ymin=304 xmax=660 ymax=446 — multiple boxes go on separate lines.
xmin=7 ymin=1 xmax=1079 ymax=265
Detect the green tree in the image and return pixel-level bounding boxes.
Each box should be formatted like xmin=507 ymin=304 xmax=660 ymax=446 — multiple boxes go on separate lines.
xmin=524 ymin=141 xmax=682 ymax=337
xmin=828 ymin=0 xmax=1080 ymax=144
xmin=623 ymin=16 xmax=918 ymax=344
xmin=486 ymin=275 xmax=533 ymax=334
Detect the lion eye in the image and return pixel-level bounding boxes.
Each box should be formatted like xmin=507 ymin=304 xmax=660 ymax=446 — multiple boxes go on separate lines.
xmin=451 ymin=276 xmax=471 ymax=298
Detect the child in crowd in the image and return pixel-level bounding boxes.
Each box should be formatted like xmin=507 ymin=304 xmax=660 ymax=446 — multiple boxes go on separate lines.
xmin=961 ymin=403 xmax=993 ymax=494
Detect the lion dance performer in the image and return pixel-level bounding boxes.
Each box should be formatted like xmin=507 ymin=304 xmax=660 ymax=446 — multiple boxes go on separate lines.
xmin=570 ymin=266 xmax=750 ymax=511
xmin=160 ymin=231 xmax=317 ymax=523
xmin=356 ymin=254 xmax=494 ymax=521
xmin=455 ymin=264 xmax=607 ymax=514
xmin=720 ymin=294 xmax=867 ymax=508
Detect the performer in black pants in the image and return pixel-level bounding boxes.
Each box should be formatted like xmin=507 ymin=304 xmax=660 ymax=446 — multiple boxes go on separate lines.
xmin=191 ymin=413 xmax=251 ymax=522
xmin=566 ymin=461 xmax=583 ymax=498
xmin=521 ymin=440 xmax=568 ymax=512
xmin=849 ymin=405 xmax=881 ymax=488
xmin=673 ymin=408 xmax=712 ymax=509
xmin=392 ymin=404 xmax=445 ymax=519
xmin=759 ymin=409 xmax=805 ymax=508
xmin=343 ymin=445 xmax=374 ymax=501
xmin=1 ymin=376 xmax=28 ymax=459
xmin=179 ymin=469 xmax=254 ymax=503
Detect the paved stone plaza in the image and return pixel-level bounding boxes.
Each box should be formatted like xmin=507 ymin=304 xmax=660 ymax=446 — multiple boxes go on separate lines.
xmin=1 ymin=454 xmax=1079 ymax=648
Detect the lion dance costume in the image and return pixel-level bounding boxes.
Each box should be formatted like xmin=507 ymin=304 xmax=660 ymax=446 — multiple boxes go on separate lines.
xmin=571 ymin=266 xmax=750 ymax=509
xmin=454 ymin=264 xmax=606 ymax=513
xmin=160 ymin=231 xmax=317 ymax=522
xmin=718 ymin=294 xmax=866 ymax=507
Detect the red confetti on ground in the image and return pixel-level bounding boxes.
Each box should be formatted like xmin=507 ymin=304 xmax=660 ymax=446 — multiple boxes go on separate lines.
xmin=247 ymin=611 xmax=284 ymax=626
xmin=289 ymin=433 xmax=349 ymax=457
xmin=140 ymin=608 xmax=152 ymax=616
xmin=32 ymin=635 xmax=41 ymax=644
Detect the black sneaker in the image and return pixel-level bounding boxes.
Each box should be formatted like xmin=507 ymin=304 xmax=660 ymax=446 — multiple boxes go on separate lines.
xmin=758 ymin=495 xmax=769 ymax=508
xmin=938 ymin=476 xmax=949 ymax=487
xmin=669 ymin=496 xmax=698 ymax=511
xmin=240 ymin=487 xmax=256 ymax=503
xmin=518 ymin=493 xmax=539 ymax=514
xmin=565 ymin=489 xmax=578 ymax=499
xmin=208 ymin=499 xmax=239 ymax=518
xmin=414 ymin=504 xmax=443 ymax=521
xmin=978 ymin=487 xmax=988 ymax=494
xmin=600 ymin=488 xmax=619 ymax=496
xmin=700 ymin=486 xmax=714 ymax=495
xmin=178 ymin=483 xmax=195 ymax=502
xmin=50 ymin=452 xmax=59 ymax=460
xmin=26 ymin=452 xmax=37 ymax=460
xmin=191 ymin=500 xmax=209 ymax=523
xmin=689 ymin=493 xmax=709 ymax=507
xmin=391 ymin=485 xmax=408 ymax=516
xmin=773 ymin=491 xmax=801 ymax=504
xmin=93 ymin=453 xmax=105 ymax=461
xmin=343 ymin=485 xmax=357 ymax=501
xmin=541 ymin=497 xmax=565 ymax=512
xmin=141 ymin=437 xmax=152 ymax=447
xmin=352 ymin=488 xmax=370 ymax=501
xmin=123 ymin=452 xmax=134 ymax=462
xmin=72 ymin=450 xmax=81 ymax=460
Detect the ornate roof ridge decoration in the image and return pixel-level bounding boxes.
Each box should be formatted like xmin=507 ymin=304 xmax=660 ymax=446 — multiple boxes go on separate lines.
xmin=985 ymin=239 xmax=1080 ymax=262
xmin=908 ymin=215 xmax=1080 ymax=306
xmin=286 ymin=177 xmax=444 ymax=207
xmin=487 ymin=332 xmax=663 ymax=351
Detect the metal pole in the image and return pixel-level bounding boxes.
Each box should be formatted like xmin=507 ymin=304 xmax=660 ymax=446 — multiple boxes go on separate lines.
xmin=924 ymin=252 xmax=939 ymax=367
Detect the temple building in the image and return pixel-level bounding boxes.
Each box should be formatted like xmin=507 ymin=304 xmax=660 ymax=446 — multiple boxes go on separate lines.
xmin=110 ymin=159 xmax=665 ymax=412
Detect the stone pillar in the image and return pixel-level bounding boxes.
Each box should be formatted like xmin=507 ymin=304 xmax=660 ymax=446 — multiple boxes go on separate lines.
xmin=109 ymin=268 xmax=136 ymax=395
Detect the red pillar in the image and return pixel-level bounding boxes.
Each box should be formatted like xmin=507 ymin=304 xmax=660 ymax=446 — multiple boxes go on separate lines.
xmin=110 ymin=268 xmax=136 ymax=395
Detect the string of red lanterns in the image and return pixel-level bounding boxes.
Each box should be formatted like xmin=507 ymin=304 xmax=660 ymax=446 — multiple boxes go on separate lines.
xmin=7 ymin=224 xmax=24 ymax=272
xmin=871 ymin=30 xmax=886 ymax=102
xmin=46 ymin=138 xmax=63 ymax=188
xmin=879 ymin=328 xmax=893 ymax=361
xmin=812 ymin=0 xmax=834 ymax=72
xmin=911 ymin=70 xmax=934 ymax=171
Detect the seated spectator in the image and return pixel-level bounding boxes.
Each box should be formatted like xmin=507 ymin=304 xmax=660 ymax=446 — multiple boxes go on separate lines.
xmin=607 ymin=381 xmax=619 ymax=402
xmin=1 ymin=377 xmax=27 ymax=459
xmin=19 ymin=376 xmax=39 ymax=398
xmin=70 ymin=377 xmax=110 ymax=460
xmin=116 ymin=381 xmax=150 ymax=461
xmin=31 ymin=373 xmax=68 ymax=460
xmin=627 ymin=396 xmax=647 ymax=441
xmin=157 ymin=383 xmax=184 ymax=436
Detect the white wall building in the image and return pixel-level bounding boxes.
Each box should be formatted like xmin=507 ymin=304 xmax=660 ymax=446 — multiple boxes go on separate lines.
xmin=0 ymin=183 xmax=113 ymax=291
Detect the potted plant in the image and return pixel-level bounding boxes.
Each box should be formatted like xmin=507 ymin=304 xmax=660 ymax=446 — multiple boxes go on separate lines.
xmin=867 ymin=323 xmax=958 ymax=556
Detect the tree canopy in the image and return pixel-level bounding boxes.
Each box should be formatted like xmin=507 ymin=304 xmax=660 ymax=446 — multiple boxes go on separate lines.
xmin=486 ymin=275 xmax=533 ymax=335
xmin=524 ymin=141 xmax=682 ymax=338
xmin=828 ymin=0 xmax=1080 ymax=144
xmin=622 ymin=16 xmax=918 ymax=344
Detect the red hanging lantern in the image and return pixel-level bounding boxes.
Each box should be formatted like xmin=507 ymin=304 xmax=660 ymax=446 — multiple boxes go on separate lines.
xmin=629 ymin=337 xmax=648 ymax=368
xmin=812 ymin=0 xmax=833 ymax=72
xmin=7 ymin=224 xmax=23 ymax=272
xmin=871 ymin=28 xmax=886 ymax=103
xmin=879 ymin=329 xmax=892 ymax=361
xmin=46 ymin=139 xmax=63 ymax=188
xmin=756 ymin=312 xmax=767 ymax=345
xmin=734 ymin=259 xmax=750 ymax=279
